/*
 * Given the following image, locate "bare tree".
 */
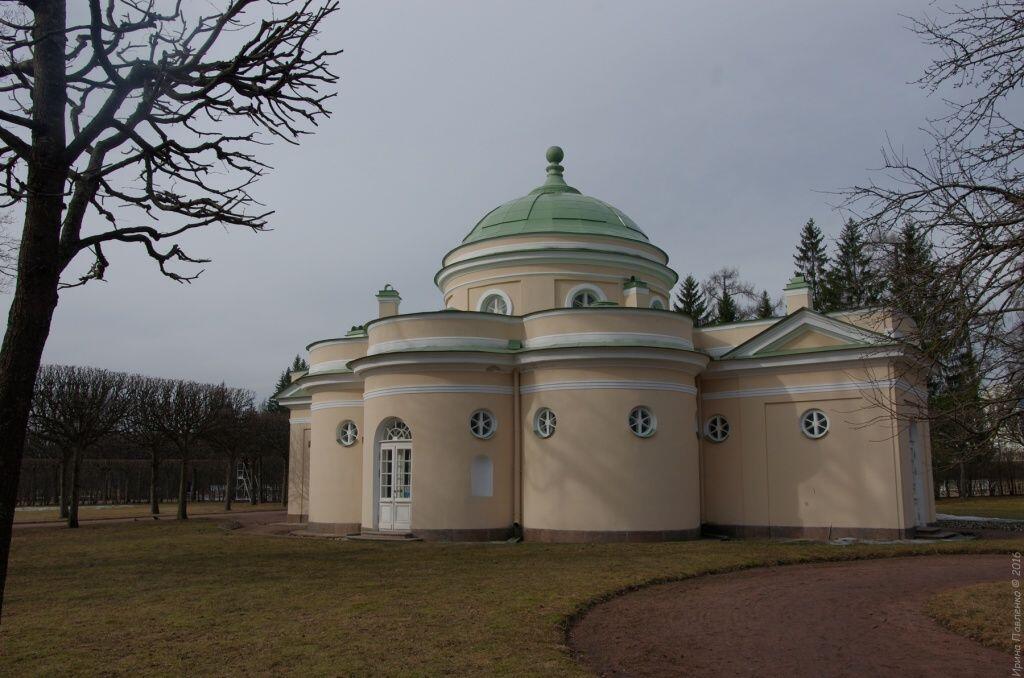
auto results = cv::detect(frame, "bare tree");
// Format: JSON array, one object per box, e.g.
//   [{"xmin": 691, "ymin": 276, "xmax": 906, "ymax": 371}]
[
  {"xmin": 0, "ymin": 211, "xmax": 16, "ymax": 290},
  {"xmin": 203, "ymin": 388, "xmax": 255, "ymax": 511},
  {"xmin": 0, "ymin": 1, "xmax": 339, "ymax": 618},
  {"xmin": 28, "ymin": 365, "xmax": 134, "ymax": 527},
  {"xmin": 845, "ymin": 1, "xmax": 1024, "ymax": 449},
  {"xmin": 702, "ymin": 267, "xmax": 760, "ymax": 321},
  {"xmin": 135, "ymin": 379, "xmax": 229, "ymax": 520},
  {"xmin": 125, "ymin": 376, "xmax": 174, "ymax": 516}
]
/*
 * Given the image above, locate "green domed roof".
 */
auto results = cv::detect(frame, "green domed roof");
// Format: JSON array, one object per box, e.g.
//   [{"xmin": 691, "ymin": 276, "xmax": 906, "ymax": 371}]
[{"xmin": 462, "ymin": 147, "xmax": 649, "ymax": 245}]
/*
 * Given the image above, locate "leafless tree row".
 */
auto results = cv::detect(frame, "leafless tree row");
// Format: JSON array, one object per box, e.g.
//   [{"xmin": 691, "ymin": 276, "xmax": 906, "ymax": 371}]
[{"xmin": 28, "ymin": 365, "xmax": 288, "ymax": 527}]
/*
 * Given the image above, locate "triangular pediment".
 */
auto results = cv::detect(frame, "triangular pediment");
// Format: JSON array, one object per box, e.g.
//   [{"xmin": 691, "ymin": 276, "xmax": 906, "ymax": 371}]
[{"xmin": 723, "ymin": 309, "xmax": 891, "ymax": 359}]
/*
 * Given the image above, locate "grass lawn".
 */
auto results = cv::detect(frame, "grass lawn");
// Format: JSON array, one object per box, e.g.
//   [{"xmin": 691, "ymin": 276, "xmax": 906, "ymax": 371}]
[
  {"xmin": 936, "ymin": 496, "xmax": 1024, "ymax": 520},
  {"xmin": 1, "ymin": 522, "xmax": 1019, "ymax": 676},
  {"xmin": 13, "ymin": 502, "xmax": 283, "ymax": 524},
  {"xmin": 927, "ymin": 581, "xmax": 1012, "ymax": 653}
]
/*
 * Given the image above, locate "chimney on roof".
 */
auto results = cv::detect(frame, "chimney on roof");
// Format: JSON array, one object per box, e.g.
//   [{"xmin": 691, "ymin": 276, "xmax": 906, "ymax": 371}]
[
  {"xmin": 784, "ymin": 275, "xmax": 812, "ymax": 314},
  {"xmin": 376, "ymin": 284, "xmax": 401, "ymax": 318}
]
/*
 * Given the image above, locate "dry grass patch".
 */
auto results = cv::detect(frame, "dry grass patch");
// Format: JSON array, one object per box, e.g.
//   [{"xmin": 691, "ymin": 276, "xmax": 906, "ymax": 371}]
[
  {"xmin": 927, "ymin": 581, "xmax": 1014, "ymax": 653},
  {"xmin": 1, "ymin": 521, "xmax": 1020, "ymax": 676},
  {"xmin": 13, "ymin": 502, "xmax": 283, "ymax": 524},
  {"xmin": 937, "ymin": 496, "xmax": 1024, "ymax": 520}
]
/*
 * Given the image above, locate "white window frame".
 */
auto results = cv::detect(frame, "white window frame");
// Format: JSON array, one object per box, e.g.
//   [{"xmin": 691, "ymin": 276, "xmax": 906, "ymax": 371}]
[
  {"xmin": 336, "ymin": 420, "xmax": 359, "ymax": 447},
  {"xmin": 800, "ymin": 409, "xmax": 830, "ymax": 439},
  {"xmin": 565, "ymin": 284, "xmax": 607, "ymax": 308},
  {"xmin": 628, "ymin": 406, "xmax": 657, "ymax": 438},
  {"xmin": 649, "ymin": 297, "xmax": 665, "ymax": 310},
  {"xmin": 476, "ymin": 289, "xmax": 513, "ymax": 315},
  {"xmin": 533, "ymin": 407, "xmax": 557, "ymax": 439},
  {"xmin": 469, "ymin": 409, "xmax": 497, "ymax": 439},
  {"xmin": 704, "ymin": 414, "xmax": 730, "ymax": 443}
]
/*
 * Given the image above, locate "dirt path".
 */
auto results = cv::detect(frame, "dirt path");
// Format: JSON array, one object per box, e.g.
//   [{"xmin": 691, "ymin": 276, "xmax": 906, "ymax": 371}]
[{"xmin": 571, "ymin": 554, "xmax": 1012, "ymax": 677}]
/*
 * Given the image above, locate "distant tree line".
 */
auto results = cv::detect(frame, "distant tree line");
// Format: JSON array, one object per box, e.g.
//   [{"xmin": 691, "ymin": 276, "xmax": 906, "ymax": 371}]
[
  {"xmin": 672, "ymin": 216, "xmax": 881, "ymax": 326},
  {"xmin": 18, "ymin": 366, "xmax": 289, "ymax": 527}
]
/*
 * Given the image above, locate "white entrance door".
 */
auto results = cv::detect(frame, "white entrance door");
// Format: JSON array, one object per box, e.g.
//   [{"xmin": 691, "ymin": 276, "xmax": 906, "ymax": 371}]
[
  {"xmin": 909, "ymin": 422, "xmax": 928, "ymax": 526},
  {"xmin": 378, "ymin": 443, "xmax": 412, "ymax": 531}
]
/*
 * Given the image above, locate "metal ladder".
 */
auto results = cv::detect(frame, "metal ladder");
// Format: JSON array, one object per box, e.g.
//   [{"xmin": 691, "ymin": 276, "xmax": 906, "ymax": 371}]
[{"xmin": 236, "ymin": 460, "xmax": 255, "ymax": 502}]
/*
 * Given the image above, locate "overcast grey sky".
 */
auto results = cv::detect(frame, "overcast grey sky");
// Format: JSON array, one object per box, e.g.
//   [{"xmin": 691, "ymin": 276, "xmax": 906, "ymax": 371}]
[{"xmin": 2, "ymin": 0, "xmax": 951, "ymax": 398}]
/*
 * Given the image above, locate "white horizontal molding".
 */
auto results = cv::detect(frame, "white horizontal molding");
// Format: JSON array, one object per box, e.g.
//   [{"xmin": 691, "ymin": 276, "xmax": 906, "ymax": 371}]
[
  {"xmin": 521, "ymin": 380, "xmax": 697, "ymax": 395},
  {"xmin": 443, "ymin": 270, "xmax": 660, "ymax": 296},
  {"xmin": 436, "ymin": 251, "xmax": 677, "ymax": 290},
  {"xmin": 307, "ymin": 359, "xmax": 355, "ymax": 374},
  {"xmin": 310, "ymin": 399, "xmax": 364, "ymax": 412},
  {"xmin": 702, "ymin": 379, "xmax": 899, "ymax": 401},
  {"xmin": 368, "ymin": 336, "xmax": 510, "ymax": 355},
  {"xmin": 701, "ymin": 346, "xmax": 732, "ymax": 358},
  {"xmin": 517, "ymin": 346, "xmax": 708, "ymax": 369},
  {"xmin": 523, "ymin": 332, "xmax": 694, "ymax": 351},
  {"xmin": 705, "ymin": 347, "xmax": 905, "ymax": 373},
  {"xmin": 370, "ymin": 313, "xmax": 522, "ymax": 329},
  {"xmin": 444, "ymin": 240, "xmax": 666, "ymax": 267},
  {"xmin": 363, "ymin": 384, "xmax": 515, "ymax": 400},
  {"xmin": 289, "ymin": 417, "xmax": 311, "ymax": 425}
]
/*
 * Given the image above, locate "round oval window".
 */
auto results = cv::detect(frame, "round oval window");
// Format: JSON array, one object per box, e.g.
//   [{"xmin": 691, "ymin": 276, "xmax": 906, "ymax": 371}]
[
  {"xmin": 336, "ymin": 420, "xmax": 358, "ymax": 447},
  {"xmin": 469, "ymin": 409, "xmax": 497, "ymax": 439},
  {"xmin": 628, "ymin": 406, "xmax": 656, "ymax": 438}
]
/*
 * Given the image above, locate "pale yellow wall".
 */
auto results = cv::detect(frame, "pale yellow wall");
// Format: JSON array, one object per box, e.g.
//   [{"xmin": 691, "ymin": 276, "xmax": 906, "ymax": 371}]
[
  {"xmin": 774, "ymin": 329, "xmax": 851, "ymax": 351},
  {"xmin": 693, "ymin": 319, "xmax": 778, "ymax": 353},
  {"xmin": 308, "ymin": 338, "xmax": 368, "ymax": 369},
  {"xmin": 307, "ymin": 390, "xmax": 363, "ymax": 528},
  {"xmin": 359, "ymin": 369, "xmax": 515, "ymax": 531},
  {"xmin": 522, "ymin": 383, "xmax": 700, "ymax": 532},
  {"xmin": 699, "ymin": 362, "xmax": 921, "ymax": 532},
  {"xmin": 367, "ymin": 314, "xmax": 523, "ymax": 346},
  {"xmin": 287, "ymin": 410, "xmax": 310, "ymax": 519},
  {"xmin": 522, "ymin": 308, "xmax": 693, "ymax": 345},
  {"xmin": 439, "ymin": 261, "xmax": 674, "ymax": 315}
]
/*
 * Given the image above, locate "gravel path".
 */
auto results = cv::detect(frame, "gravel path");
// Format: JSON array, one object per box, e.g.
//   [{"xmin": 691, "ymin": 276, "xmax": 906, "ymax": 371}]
[{"xmin": 570, "ymin": 554, "xmax": 1012, "ymax": 677}]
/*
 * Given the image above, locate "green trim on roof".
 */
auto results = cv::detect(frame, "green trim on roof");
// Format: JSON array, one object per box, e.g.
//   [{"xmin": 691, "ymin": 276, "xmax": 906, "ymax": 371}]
[
  {"xmin": 623, "ymin": 276, "xmax": 649, "ymax": 290},
  {"xmin": 460, "ymin": 148, "xmax": 650, "ymax": 246},
  {"xmin": 785, "ymin": 275, "xmax": 809, "ymax": 290}
]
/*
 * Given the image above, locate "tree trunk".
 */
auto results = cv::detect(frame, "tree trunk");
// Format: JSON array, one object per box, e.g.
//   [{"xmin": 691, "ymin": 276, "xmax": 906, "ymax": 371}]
[
  {"xmin": 149, "ymin": 454, "xmax": 160, "ymax": 516},
  {"xmin": 224, "ymin": 456, "xmax": 236, "ymax": 512},
  {"xmin": 959, "ymin": 461, "xmax": 967, "ymax": 500},
  {"xmin": 0, "ymin": 0, "xmax": 70, "ymax": 622},
  {"xmin": 58, "ymin": 458, "xmax": 68, "ymax": 518},
  {"xmin": 68, "ymin": 449, "xmax": 82, "ymax": 529},
  {"xmin": 177, "ymin": 454, "xmax": 189, "ymax": 520}
]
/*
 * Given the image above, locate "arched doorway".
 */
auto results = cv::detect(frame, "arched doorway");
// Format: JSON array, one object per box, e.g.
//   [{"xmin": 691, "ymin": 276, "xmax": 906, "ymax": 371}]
[{"xmin": 377, "ymin": 418, "xmax": 412, "ymax": 531}]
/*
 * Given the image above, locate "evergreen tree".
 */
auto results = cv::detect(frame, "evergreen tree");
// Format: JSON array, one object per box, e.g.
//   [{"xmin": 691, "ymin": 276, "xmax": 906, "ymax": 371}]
[
  {"xmin": 268, "ymin": 354, "xmax": 309, "ymax": 412},
  {"xmin": 673, "ymin": 275, "xmax": 708, "ymax": 326},
  {"xmin": 824, "ymin": 218, "xmax": 876, "ymax": 311},
  {"xmin": 714, "ymin": 289, "xmax": 739, "ymax": 324},
  {"xmin": 793, "ymin": 218, "xmax": 829, "ymax": 308},
  {"xmin": 755, "ymin": 290, "xmax": 776, "ymax": 319}
]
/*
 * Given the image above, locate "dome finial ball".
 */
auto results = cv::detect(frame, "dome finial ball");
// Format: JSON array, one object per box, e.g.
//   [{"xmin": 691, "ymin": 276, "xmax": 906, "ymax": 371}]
[{"xmin": 546, "ymin": 146, "xmax": 564, "ymax": 164}]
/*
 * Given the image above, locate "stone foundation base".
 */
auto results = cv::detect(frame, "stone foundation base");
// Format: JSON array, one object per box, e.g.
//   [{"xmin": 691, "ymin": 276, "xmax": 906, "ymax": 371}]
[
  {"xmin": 286, "ymin": 513, "xmax": 307, "ymax": 524},
  {"xmin": 305, "ymin": 521, "xmax": 361, "ymax": 536},
  {"xmin": 523, "ymin": 527, "xmax": 701, "ymax": 543},
  {"xmin": 703, "ymin": 523, "xmax": 916, "ymax": 540},
  {"xmin": 364, "ymin": 527, "xmax": 513, "ymax": 542}
]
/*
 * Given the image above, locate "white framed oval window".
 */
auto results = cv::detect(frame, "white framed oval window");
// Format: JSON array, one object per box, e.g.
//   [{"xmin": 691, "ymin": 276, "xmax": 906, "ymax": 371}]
[
  {"xmin": 801, "ymin": 409, "xmax": 830, "ymax": 439},
  {"xmin": 534, "ymin": 407, "xmax": 557, "ymax": 439},
  {"xmin": 704, "ymin": 415, "xmax": 730, "ymax": 443},
  {"xmin": 566, "ymin": 284, "xmax": 606, "ymax": 308},
  {"xmin": 628, "ymin": 406, "xmax": 656, "ymax": 438},
  {"xmin": 336, "ymin": 420, "xmax": 359, "ymax": 447},
  {"xmin": 477, "ymin": 289, "xmax": 512, "ymax": 315},
  {"xmin": 469, "ymin": 409, "xmax": 497, "ymax": 439},
  {"xmin": 649, "ymin": 298, "xmax": 665, "ymax": 310}
]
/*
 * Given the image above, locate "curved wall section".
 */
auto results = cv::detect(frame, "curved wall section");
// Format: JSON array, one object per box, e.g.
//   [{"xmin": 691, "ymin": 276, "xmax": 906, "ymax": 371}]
[
  {"xmin": 521, "ymin": 364, "xmax": 700, "ymax": 541},
  {"xmin": 306, "ymin": 388, "xmax": 364, "ymax": 535},
  {"xmin": 359, "ymin": 368, "xmax": 515, "ymax": 540}
]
